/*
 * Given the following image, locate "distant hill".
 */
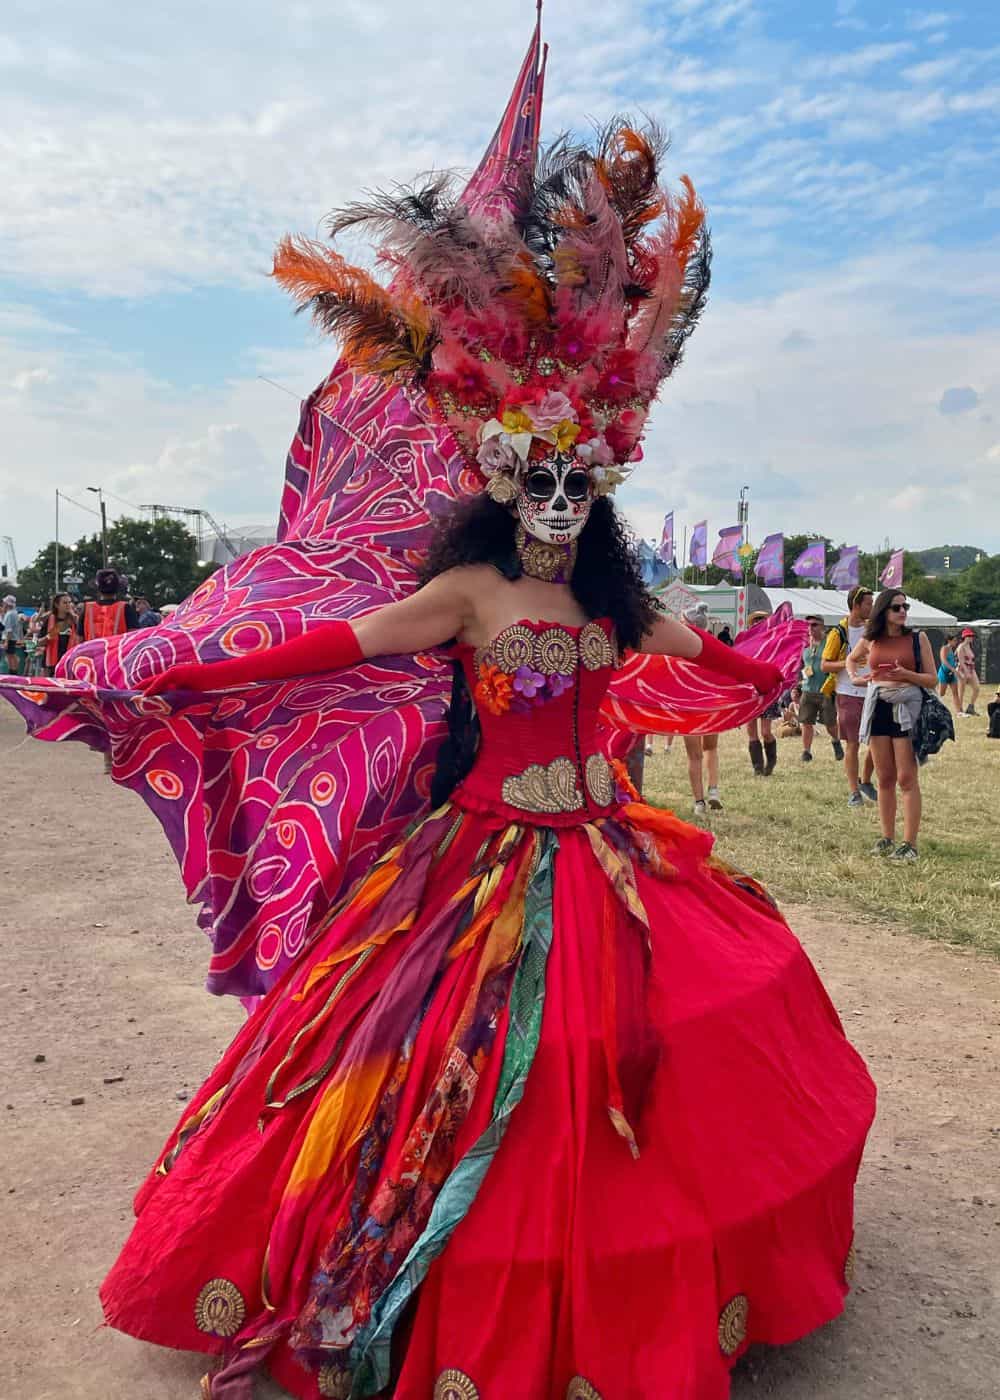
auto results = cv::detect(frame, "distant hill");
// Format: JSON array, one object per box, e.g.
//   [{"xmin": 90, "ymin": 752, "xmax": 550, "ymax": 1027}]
[{"xmin": 914, "ymin": 545, "xmax": 986, "ymax": 575}]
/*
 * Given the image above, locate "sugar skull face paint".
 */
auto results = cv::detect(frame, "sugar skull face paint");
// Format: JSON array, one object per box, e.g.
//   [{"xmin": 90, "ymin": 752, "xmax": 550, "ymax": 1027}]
[{"xmin": 515, "ymin": 454, "xmax": 593, "ymax": 545}]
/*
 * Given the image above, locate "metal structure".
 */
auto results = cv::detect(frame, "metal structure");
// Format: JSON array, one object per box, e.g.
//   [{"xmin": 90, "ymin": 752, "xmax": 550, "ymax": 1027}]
[
  {"xmin": 139, "ymin": 504, "xmax": 239, "ymax": 560},
  {"xmin": 1, "ymin": 535, "xmax": 18, "ymax": 585}
]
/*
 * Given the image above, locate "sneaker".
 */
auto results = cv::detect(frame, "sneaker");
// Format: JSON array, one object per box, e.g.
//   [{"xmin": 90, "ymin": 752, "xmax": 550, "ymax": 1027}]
[
  {"xmin": 832, "ymin": 739, "xmax": 845, "ymax": 761},
  {"xmin": 644, "ymin": 743, "xmax": 654, "ymax": 756},
  {"xmin": 801, "ymin": 750, "xmax": 814, "ymax": 763},
  {"xmin": 871, "ymin": 837, "xmax": 895, "ymax": 856},
  {"xmin": 847, "ymin": 791, "xmax": 864, "ymax": 808},
  {"xmin": 966, "ymin": 706, "xmax": 978, "ymax": 716},
  {"xmin": 858, "ymin": 781, "xmax": 878, "ymax": 804},
  {"xmin": 692, "ymin": 799, "xmax": 707, "ymax": 816},
  {"xmin": 891, "ymin": 841, "xmax": 919, "ymax": 861},
  {"xmin": 707, "ymin": 787, "xmax": 723, "ymax": 811}
]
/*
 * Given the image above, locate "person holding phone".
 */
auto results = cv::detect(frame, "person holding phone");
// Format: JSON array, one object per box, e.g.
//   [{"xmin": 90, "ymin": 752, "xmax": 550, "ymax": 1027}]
[{"xmin": 846, "ymin": 590, "xmax": 937, "ymax": 861}]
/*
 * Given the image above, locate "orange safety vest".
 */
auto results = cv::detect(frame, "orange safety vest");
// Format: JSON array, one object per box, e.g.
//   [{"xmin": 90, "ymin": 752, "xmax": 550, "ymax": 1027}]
[
  {"xmin": 45, "ymin": 615, "xmax": 81, "ymax": 669},
  {"xmin": 83, "ymin": 600, "xmax": 127, "ymax": 641}
]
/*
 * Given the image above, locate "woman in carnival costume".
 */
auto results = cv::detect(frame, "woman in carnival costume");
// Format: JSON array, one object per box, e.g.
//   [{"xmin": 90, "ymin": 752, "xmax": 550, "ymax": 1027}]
[{"xmin": 0, "ymin": 17, "xmax": 874, "ymax": 1400}]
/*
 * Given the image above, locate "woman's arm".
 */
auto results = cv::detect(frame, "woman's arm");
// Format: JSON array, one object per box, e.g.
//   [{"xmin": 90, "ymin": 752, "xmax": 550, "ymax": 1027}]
[
  {"xmin": 640, "ymin": 614, "xmax": 783, "ymax": 694},
  {"xmin": 844, "ymin": 638, "xmax": 871, "ymax": 684},
  {"xmin": 142, "ymin": 571, "xmax": 475, "ymax": 696}
]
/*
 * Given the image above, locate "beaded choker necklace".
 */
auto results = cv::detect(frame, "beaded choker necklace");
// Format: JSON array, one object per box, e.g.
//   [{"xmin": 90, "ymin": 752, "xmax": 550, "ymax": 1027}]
[{"xmin": 515, "ymin": 525, "xmax": 578, "ymax": 585}]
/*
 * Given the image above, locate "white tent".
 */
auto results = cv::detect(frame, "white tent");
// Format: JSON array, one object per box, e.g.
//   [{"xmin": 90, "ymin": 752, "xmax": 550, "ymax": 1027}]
[{"xmin": 759, "ymin": 587, "xmax": 956, "ymax": 628}]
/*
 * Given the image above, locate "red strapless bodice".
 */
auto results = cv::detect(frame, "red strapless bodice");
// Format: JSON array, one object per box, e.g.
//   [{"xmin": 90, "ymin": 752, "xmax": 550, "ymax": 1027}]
[{"xmin": 450, "ymin": 617, "xmax": 624, "ymax": 828}]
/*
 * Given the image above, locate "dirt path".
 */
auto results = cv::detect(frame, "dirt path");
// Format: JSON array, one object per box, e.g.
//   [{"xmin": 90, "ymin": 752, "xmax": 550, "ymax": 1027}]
[{"xmin": 1, "ymin": 706, "xmax": 997, "ymax": 1400}]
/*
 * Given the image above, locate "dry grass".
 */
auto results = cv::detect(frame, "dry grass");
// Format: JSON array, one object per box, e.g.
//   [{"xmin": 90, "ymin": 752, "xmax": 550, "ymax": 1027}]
[{"xmin": 642, "ymin": 716, "xmax": 1000, "ymax": 957}]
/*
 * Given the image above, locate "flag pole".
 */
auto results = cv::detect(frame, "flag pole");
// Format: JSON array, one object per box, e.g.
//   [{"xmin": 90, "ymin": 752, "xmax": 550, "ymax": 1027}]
[{"xmin": 55, "ymin": 490, "xmax": 60, "ymax": 592}]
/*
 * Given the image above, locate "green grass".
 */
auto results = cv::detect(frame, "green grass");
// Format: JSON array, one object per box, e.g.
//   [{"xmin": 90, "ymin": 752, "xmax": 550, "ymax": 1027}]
[{"xmin": 642, "ymin": 718, "xmax": 1000, "ymax": 956}]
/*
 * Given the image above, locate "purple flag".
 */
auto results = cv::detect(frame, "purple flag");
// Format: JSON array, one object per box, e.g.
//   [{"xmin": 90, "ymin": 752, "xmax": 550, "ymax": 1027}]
[
  {"xmin": 712, "ymin": 525, "xmax": 743, "ymax": 577},
  {"xmin": 656, "ymin": 511, "xmax": 674, "ymax": 565},
  {"xmin": 829, "ymin": 546, "xmax": 859, "ymax": 590},
  {"xmin": 879, "ymin": 548, "xmax": 904, "ymax": 589},
  {"xmin": 755, "ymin": 532, "xmax": 784, "ymax": 586},
  {"xmin": 792, "ymin": 540, "xmax": 826, "ymax": 582},
  {"xmin": 689, "ymin": 520, "xmax": 708, "ymax": 568}
]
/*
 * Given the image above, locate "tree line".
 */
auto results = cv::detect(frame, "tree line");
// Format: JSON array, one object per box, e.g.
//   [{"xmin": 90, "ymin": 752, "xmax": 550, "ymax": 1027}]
[{"xmin": 12, "ymin": 518, "xmax": 220, "ymax": 607}]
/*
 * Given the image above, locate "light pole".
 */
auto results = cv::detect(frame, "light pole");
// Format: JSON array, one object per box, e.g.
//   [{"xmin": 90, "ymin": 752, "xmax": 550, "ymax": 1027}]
[{"xmin": 87, "ymin": 486, "xmax": 108, "ymax": 567}]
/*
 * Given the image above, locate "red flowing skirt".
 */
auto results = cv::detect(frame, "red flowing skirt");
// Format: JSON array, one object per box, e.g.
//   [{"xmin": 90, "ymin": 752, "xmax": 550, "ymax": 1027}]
[{"xmin": 101, "ymin": 800, "xmax": 875, "ymax": 1400}]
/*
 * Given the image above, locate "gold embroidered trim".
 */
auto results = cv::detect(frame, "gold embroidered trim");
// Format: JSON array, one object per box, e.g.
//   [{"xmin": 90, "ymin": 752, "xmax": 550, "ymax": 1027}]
[
  {"xmin": 318, "ymin": 1365, "xmax": 352, "ymax": 1398},
  {"xmin": 502, "ymin": 756, "xmax": 583, "ymax": 813},
  {"xmin": 567, "ymin": 1379, "xmax": 603, "ymax": 1400},
  {"xmin": 718, "ymin": 1294, "xmax": 749, "ymax": 1356},
  {"xmin": 194, "ymin": 1278, "xmax": 246, "ymax": 1339},
  {"xmin": 845, "ymin": 1240, "xmax": 857, "ymax": 1286},
  {"xmin": 494, "ymin": 623, "xmax": 536, "ymax": 675},
  {"xmin": 579, "ymin": 620, "xmax": 617, "ymax": 670},
  {"xmin": 475, "ymin": 621, "xmax": 617, "ymax": 682},
  {"xmin": 536, "ymin": 626, "xmax": 577, "ymax": 675},
  {"xmin": 585, "ymin": 752, "xmax": 616, "ymax": 807},
  {"xmin": 434, "ymin": 1369, "xmax": 480, "ymax": 1400}
]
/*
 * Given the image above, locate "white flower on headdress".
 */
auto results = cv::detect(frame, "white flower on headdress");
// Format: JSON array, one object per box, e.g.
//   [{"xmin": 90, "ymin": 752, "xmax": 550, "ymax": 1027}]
[
  {"xmin": 589, "ymin": 463, "xmax": 632, "ymax": 497},
  {"xmin": 529, "ymin": 390, "xmax": 577, "ymax": 433},
  {"xmin": 476, "ymin": 434, "xmax": 519, "ymax": 477},
  {"xmin": 575, "ymin": 434, "xmax": 614, "ymax": 467}
]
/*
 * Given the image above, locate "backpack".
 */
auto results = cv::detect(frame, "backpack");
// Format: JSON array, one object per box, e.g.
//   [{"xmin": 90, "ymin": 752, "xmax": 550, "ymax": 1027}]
[
  {"xmin": 820, "ymin": 621, "xmax": 848, "ymax": 697},
  {"xmin": 911, "ymin": 631, "xmax": 955, "ymax": 763}
]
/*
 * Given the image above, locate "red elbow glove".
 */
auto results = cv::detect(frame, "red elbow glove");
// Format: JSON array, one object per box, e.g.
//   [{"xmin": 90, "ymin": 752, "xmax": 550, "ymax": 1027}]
[
  {"xmin": 141, "ymin": 620, "xmax": 364, "ymax": 696},
  {"xmin": 690, "ymin": 627, "xmax": 784, "ymax": 695}
]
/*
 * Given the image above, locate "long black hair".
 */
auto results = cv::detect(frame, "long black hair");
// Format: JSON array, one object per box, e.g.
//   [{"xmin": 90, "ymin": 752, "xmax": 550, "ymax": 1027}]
[
  {"xmin": 421, "ymin": 493, "xmax": 658, "ymax": 805},
  {"xmin": 865, "ymin": 587, "xmax": 911, "ymax": 642}
]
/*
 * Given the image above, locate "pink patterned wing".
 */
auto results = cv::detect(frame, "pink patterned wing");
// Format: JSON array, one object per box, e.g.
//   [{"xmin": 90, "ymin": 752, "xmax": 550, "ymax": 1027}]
[
  {"xmin": 0, "ymin": 366, "xmax": 474, "ymax": 998},
  {"xmin": 601, "ymin": 605, "xmax": 808, "ymax": 751}
]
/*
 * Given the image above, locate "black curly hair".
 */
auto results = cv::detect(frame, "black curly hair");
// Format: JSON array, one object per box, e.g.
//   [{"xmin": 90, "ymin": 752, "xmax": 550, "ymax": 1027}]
[{"xmin": 420, "ymin": 493, "xmax": 658, "ymax": 805}]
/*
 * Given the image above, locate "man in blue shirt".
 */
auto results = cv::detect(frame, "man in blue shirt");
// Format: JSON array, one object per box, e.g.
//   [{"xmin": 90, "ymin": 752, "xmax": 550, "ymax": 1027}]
[{"xmin": 798, "ymin": 615, "xmax": 844, "ymax": 763}]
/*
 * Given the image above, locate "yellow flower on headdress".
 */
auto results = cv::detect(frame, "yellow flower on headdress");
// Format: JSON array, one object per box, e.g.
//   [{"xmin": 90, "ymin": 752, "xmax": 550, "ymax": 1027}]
[
  {"xmin": 501, "ymin": 409, "xmax": 533, "ymax": 435},
  {"xmin": 553, "ymin": 418, "xmax": 581, "ymax": 454}
]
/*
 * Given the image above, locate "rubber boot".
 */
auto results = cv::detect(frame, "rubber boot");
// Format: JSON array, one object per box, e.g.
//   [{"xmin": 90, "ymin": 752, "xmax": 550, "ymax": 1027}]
[
  {"xmin": 763, "ymin": 737, "xmax": 778, "ymax": 776},
  {"xmin": 748, "ymin": 739, "xmax": 765, "ymax": 775}
]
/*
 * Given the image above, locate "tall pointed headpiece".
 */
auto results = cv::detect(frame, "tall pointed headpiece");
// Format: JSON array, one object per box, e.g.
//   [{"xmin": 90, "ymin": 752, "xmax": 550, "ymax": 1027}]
[{"xmin": 273, "ymin": 2, "xmax": 710, "ymax": 502}]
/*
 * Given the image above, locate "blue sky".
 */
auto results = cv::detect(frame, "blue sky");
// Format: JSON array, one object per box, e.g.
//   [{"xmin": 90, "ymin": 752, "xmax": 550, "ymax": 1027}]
[{"xmin": 2, "ymin": 0, "xmax": 998, "ymax": 568}]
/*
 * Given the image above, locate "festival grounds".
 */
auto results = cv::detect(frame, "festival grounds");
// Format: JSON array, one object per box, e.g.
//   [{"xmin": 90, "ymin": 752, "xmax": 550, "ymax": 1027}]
[{"xmin": 1, "ymin": 706, "xmax": 997, "ymax": 1400}]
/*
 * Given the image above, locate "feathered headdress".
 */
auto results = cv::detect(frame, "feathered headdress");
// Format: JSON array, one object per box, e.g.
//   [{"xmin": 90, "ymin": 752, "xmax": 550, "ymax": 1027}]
[{"xmin": 273, "ymin": 96, "xmax": 710, "ymax": 504}]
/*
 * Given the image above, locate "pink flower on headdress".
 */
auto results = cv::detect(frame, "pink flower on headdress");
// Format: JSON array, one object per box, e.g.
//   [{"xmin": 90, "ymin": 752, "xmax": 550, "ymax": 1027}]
[
  {"xmin": 528, "ymin": 390, "xmax": 577, "ymax": 433},
  {"xmin": 476, "ymin": 435, "xmax": 518, "ymax": 476}
]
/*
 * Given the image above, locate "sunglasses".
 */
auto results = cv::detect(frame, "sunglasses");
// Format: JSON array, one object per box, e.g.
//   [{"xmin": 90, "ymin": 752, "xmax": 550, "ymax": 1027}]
[{"xmin": 889, "ymin": 602, "xmax": 910, "ymax": 612}]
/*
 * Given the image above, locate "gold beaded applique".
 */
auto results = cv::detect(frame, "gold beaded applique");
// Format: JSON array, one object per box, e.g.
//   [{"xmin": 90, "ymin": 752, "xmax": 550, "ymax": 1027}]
[
  {"xmin": 433, "ymin": 1370, "xmax": 480, "ymax": 1400},
  {"xmin": 317, "ymin": 1365, "xmax": 352, "ymax": 1398},
  {"xmin": 493, "ymin": 623, "xmax": 537, "ymax": 675},
  {"xmin": 585, "ymin": 753, "xmax": 616, "ymax": 808},
  {"xmin": 579, "ymin": 620, "xmax": 617, "ymax": 671},
  {"xmin": 502, "ymin": 757, "xmax": 583, "ymax": 814},
  {"xmin": 481, "ymin": 622, "xmax": 616, "ymax": 681},
  {"xmin": 567, "ymin": 1378, "xmax": 603, "ymax": 1400},
  {"xmin": 194, "ymin": 1278, "xmax": 246, "ymax": 1339},
  {"xmin": 718, "ymin": 1294, "xmax": 749, "ymax": 1356}
]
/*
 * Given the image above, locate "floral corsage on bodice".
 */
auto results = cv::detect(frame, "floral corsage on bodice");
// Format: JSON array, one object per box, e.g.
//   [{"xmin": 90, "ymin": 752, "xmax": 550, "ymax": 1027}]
[{"xmin": 472, "ymin": 620, "xmax": 618, "ymax": 716}]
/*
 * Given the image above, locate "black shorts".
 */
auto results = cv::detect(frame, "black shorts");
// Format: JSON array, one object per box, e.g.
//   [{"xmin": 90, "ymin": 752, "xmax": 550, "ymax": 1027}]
[
  {"xmin": 4, "ymin": 639, "xmax": 19, "ymax": 654},
  {"xmin": 869, "ymin": 697, "xmax": 909, "ymax": 740}
]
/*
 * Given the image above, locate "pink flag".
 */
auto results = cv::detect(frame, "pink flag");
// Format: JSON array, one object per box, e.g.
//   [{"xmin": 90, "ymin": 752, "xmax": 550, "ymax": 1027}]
[
  {"xmin": 879, "ymin": 549, "xmax": 904, "ymax": 589},
  {"xmin": 712, "ymin": 525, "xmax": 743, "ymax": 577},
  {"xmin": 792, "ymin": 540, "xmax": 826, "ymax": 582},
  {"xmin": 755, "ymin": 533, "xmax": 784, "ymax": 586}
]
